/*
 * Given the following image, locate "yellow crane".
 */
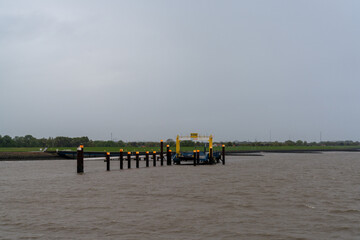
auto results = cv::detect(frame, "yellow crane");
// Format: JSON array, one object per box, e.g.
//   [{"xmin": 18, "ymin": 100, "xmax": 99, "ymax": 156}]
[{"xmin": 176, "ymin": 133, "xmax": 213, "ymax": 156}]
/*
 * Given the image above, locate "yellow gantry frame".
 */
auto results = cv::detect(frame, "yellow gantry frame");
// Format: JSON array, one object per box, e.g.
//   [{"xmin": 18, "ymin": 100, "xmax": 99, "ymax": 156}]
[
  {"xmin": 176, "ymin": 135, "xmax": 180, "ymax": 155},
  {"xmin": 176, "ymin": 134, "xmax": 213, "ymax": 156}
]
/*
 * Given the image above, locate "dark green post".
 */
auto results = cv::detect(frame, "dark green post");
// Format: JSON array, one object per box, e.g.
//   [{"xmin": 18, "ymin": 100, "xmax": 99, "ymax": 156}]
[
  {"xmin": 120, "ymin": 149, "xmax": 123, "ymax": 170},
  {"xmin": 77, "ymin": 145, "xmax": 84, "ymax": 173},
  {"xmin": 160, "ymin": 140, "xmax": 164, "ymax": 166},
  {"xmin": 209, "ymin": 147, "xmax": 214, "ymax": 164},
  {"xmin": 168, "ymin": 149, "xmax": 172, "ymax": 165},
  {"xmin": 127, "ymin": 152, "xmax": 131, "ymax": 169},
  {"xmin": 153, "ymin": 151, "xmax": 156, "ymax": 167},
  {"xmin": 222, "ymin": 145, "xmax": 225, "ymax": 165},
  {"xmin": 166, "ymin": 145, "xmax": 170, "ymax": 165},
  {"xmin": 145, "ymin": 151, "xmax": 149, "ymax": 167},
  {"xmin": 136, "ymin": 152, "xmax": 139, "ymax": 168},
  {"xmin": 196, "ymin": 150, "xmax": 200, "ymax": 165},
  {"xmin": 193, "ymin": 150, "xmax": 196, "ymax": 166},
  {"xmin": 106, "ymin": 152, "xmax": 110, "ymax": 171}
]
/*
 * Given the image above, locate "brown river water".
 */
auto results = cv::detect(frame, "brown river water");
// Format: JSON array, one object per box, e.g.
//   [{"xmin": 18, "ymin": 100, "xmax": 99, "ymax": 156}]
[{"xmin": 0, "ymin": 152, "xmax": 359, "ymax": 240}]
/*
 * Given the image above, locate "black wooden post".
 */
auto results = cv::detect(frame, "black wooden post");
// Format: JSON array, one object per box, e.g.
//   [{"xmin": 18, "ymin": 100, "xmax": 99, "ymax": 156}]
[
  {"xmin": 127, "ymin": 152, "xmax": 131, "ymax": 169},
  {"xmin": 77, "ymin": 145, "xmax": 84, "ymax": 173},
  {"xmin": 196, "ymin": 150, "xmax": 200, "ymax": 165},
  {"xmin": 153, "ymin": 151, "xmax": 156, "ymax": 167},
  {"xmin": 193, "ymin": 150, "xmax": 196, "ymax": 166},
  {"xmin": 166, "ymin": 145, "xmax": 170, "ymax": 165},
  {"xmin": 106, "ymin": 152, "xmax": 110, "ymax": 171},
  {"xmin": 145, "ymin": 151, "xmax": 149, "ymax": 167},
  {"xmin": 120, "ymin": 149, "xmax": 123, "ymax": 170},
  {"xmin": 222, "ymin": 145, "xmax": 225, "ymax": 165},
  {"xmin": 160, "ymin": 140, "xmax": 164, "ymax": 166},
  {"xmin": 209, "ymin": 148, "xmax": 214, "ymax": 164},
  {"xmin": 136, "ymin": 152, "xmax": 139, "ymax": 168},
  {"xmin": 168, "ymin": 149, "xmax": 172, "ymax": 165}
]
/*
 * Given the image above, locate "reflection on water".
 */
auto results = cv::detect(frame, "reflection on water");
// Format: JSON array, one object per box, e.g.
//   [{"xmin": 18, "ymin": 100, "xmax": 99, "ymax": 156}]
[{"xmin": 0, "ymin": 152, "xmax": 359, "ymax": 239}]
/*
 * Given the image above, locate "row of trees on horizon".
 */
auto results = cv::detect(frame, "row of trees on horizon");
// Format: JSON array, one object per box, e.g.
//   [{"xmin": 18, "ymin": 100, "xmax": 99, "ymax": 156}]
[{"xmin": 0, "ymin": 135, "xmax": 359, "ymax": 148}]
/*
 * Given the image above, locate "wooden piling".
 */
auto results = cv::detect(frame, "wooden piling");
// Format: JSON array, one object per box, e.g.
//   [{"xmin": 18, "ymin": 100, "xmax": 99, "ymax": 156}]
[
  {"xmin": 153, "ymin": 151, "xmax": 156, "ymax": 167},
  {"xmin": 145, "ymin": 151, "xmax": 149, "ymax": 167},
  {"xmin": 193, "ymin": 150, "xmax": 196, "ymax": 166},
  {"xmin": 120, "ymin": 149, "xmax": 123, "ymax": 170},
  {"xmin": 106, "ymin": 152, "xmax": 110, "ymax": 171},
  {"xmin": 222, "ymin": 145, "xmax": 225, "ymax": 165},
  {"xmin": 196, "ymin": 150, "xmax": 200, "ymax": 165},
  {"xmin": 168, "ymin": 149, "xmax": 172, "ymax": 165},
  {"xmin": 127, "ymin": 152, "xmax": 131, "ymax": 169},
  {"xmin": 77, "ymin": 145, "xmax": 84, "ymax": 173},
  {"xmin": 136, "ymin": 152, "xmax": 139, "ymax": 168},
  {"xmin": 166, "ymin": 145, "xmax": 170, "ymax": 165},
  {"xmin": 160, "ymin": 140, "xmax": 164, "ymax": 166}
]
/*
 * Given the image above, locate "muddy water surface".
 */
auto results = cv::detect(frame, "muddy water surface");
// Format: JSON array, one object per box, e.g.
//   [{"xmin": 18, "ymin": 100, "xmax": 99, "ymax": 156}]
[{"xmin": 1, "ymin": 152, "xmax": 359, "ymax": 239}]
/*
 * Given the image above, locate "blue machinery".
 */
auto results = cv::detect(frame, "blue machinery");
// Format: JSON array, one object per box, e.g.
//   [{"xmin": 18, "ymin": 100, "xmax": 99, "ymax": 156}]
[{"xmin": 173, "ymin": 133, "xmax": 223, "ymax": 165}]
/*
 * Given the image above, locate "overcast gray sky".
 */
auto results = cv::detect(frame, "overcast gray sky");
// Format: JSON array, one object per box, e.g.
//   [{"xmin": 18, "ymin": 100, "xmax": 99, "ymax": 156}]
[{"xmin": 0, "ymin": 0, "xmax": 359, "ymax": 142}]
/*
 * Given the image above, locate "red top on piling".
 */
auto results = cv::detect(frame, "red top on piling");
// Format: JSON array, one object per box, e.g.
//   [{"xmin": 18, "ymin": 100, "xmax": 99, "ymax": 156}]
[
  {"xmin": 153, "ymin": 151, "xmax": 156, "ymax": 154},
  {"xmin": 160, "ymin": 140, "xmax": 163, "ymax": 142},
  {"xmin": 166, "ymin": 145, "xmax": 169, "ymax": 147},
  {"xmin": 120, "ymin": 149, "xmax": 123, "ymax": 152},
  {"xmin": 197, "ymin": 150, "xmax": 200, "ymax": 152},
  {"xmin": 193, "ymin": 150, "xmax": 196, "ymax": 153},
  {"xmin": 146, "ymin": 151, "xmax": 149, "ymax": 154},
  {"xmin": 80, "ymin": 145, "xmax": 84, "ymax": 148},
  {"xmin": 106, "ymin": 152, "xmax": 110, "ymax": 155},
  {"xmin": 169, "ymin": 150, "xmax": 172, "ymax": 152},
  {"xmin": 136, "ymin": 152, "xmax": 139, "ymax": 154},
  {"xmin": 128, "ymin": 152, "xmax": 131, "ymax": 155},
  {"xmin": 222, "ymin": 145, "xmax": 225, "ymax": 147}
]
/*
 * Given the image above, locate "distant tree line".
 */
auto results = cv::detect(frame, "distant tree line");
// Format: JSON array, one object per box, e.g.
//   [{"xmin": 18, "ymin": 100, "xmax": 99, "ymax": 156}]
[
  {"xmin": 218, "ymin": 140, "xmax": 360, "ymax": 147},
  {"xmin": 0, "ymin": 135, "xmax": 359, "ymax": 148},
  {"xmin": 0, "ymin": 135, "xmax": 162, "ymax": 148}
]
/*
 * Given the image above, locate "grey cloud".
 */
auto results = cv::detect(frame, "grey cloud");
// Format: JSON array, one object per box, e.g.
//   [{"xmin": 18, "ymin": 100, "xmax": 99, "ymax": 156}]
[{"xmin": 1, "ymin": 0, "xmax": 359, "ymax": 141}]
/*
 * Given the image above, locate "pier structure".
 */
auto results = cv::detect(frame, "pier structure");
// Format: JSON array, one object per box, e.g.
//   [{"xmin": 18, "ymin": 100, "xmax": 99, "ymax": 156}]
[{"xmin": 75, "ymin": 137, "xmax": 225, "ymax": 173}]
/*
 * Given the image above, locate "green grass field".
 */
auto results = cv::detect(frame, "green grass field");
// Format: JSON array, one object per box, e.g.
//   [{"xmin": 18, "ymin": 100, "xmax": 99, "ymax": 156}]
[
  {"xmin": 1, "ymin": 145, "xmax": 359, "ymax": 153},
  {"xmin": 0, "ymin": 147, "xmax": 43, "ymax": 152},
  {"xmin": 222, "ymin": 145, "xmax": 360, "ymax": 152}
]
